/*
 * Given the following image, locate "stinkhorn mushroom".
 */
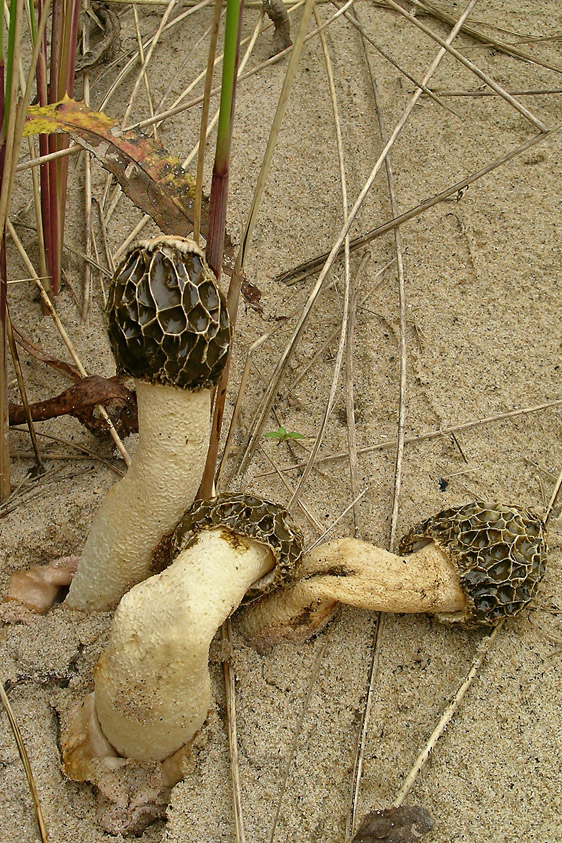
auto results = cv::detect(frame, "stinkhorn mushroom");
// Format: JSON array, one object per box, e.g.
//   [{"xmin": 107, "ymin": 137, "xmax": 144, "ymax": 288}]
[
  {"xmin": 239, "ymin": 501, "xmax": 547, "ymax": 649},
  {"xmin": 61, "ymin": 493, "xmax": 303, "ymax": 780},
  {"xmin": 66, "ymin": 236, "xmax": 231, "ymax": 612}
]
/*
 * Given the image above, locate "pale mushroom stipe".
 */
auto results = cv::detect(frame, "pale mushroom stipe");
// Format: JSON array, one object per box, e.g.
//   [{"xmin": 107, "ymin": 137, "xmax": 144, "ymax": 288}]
[
  {"xmin": 61, "ymin": 495, "xmax": 303, "ymax": 772},
  {"xmin": 65, "ymin": 236, "xmax": 231, "ymax": 612},
  {"xmin": 60, "ymin": 494, "xmax": 546, "ymax": 833},
  {"xmin": 240, "ymin": 500, "xmax": 548, "ymax": 649}
]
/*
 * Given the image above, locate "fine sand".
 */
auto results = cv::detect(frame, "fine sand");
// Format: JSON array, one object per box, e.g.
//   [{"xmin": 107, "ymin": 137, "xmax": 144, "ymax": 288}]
[{"xmin": 1, "ymin": 2, "xmax": 561, "ymax": 841}]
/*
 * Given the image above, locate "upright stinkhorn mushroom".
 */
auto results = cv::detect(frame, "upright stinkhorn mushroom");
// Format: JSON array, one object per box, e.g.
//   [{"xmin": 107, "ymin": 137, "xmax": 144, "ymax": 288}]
[
  {"xmin": 66, "ymin": 236, "xmax": 231, "ymax": 612},
  {"xmin": 240, "ymin": 501, "xmax": 547, "ymax": 649},
  {"xmin": 62, "ymin": 494, "xmax": 303, "ymax": 776}
]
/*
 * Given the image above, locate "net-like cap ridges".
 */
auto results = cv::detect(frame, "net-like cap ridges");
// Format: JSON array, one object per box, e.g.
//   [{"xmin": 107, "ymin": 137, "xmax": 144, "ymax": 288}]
[
  {"xmin": 399, "ymin": 501, "xmax": 547, "ymax": 627},
  {"xmin": 173, "ymin": 492, "xmax": 304, "ymax": 599},
  {"xmin": 106, "ymin": 236, "xmax": 231, "ymax": 390}
]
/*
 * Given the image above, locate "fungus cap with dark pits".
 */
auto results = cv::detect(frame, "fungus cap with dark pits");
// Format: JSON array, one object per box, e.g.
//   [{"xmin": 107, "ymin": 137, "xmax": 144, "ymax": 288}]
[
  {"xmin": 106, "ymin": 235, "xmax": 230, "ymax": 390},
  {"xmin": 238, "ymin": 499, "xmax": 548, "ymax": 649},
  {"xmin": 173, "ymin": 492, "xmax": 304, "ymax": 599},
  {"xmin": 399, "ymin": 501, "xmax": 547, "ymax": 627}
]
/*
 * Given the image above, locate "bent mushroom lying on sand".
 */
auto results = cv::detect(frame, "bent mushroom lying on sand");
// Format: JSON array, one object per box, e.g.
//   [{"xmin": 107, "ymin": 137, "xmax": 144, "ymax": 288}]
[
  {"xmin": 60, "ymin": 494, "xmax": 547, "ymax": 833},
  {"xmin": 66, "ymin": 235, "xmax": 231, "ymax": 612}
]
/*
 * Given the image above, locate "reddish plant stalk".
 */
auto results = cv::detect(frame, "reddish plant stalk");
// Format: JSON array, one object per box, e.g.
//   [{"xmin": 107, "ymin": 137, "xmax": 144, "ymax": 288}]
[
  {"xmin": 205, "ymin": 0, "xmax": 244, "ymax": 278},
  {"xmin": 0, "ymin": 55, "xmax": 9, "ymax": 499}
]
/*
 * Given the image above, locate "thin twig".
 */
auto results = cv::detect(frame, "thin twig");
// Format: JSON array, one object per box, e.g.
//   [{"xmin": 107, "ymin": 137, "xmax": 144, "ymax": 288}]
[
  {"xmin": 356, "ymin": 4, "xmax": 407, "ymax": 553},
  {"xmin": 273, "ymin": 122, "xmax": 562, "ymax": 286},
  {"xmin": 193, "ymin": 0, "xmax": 222, "ymax": 242},
  {"xmin": 346, "ymin": 614, "xmax": 383, "ymax": 841},
  {"xmin": 393, "ymin": 623, "xmax": 503, "ymax": 807},
  {"xmin": 330, "ymin": 0, "xmax": 461, "ymax": 118},
  {"xmin": 286, "ymin": 3, "xmax": 351, "ymax": 511},
  {"xmin": 382, "ymin": 0, "xmax": 548, "ymax": 132},
  {"xmin": 0, "ymin": 683, "xmax": 49, "ymax": 842},
  {"xmin": 222, "ymin": 619, "xmax": 246, "ymax": 843},
  {"xmin": 254, "ymin": 398, "xmax": 562, "ymax": 475},
  {"xmin": 268, "ymin": 642, "xmax": 328, "ymax": 843},
  {"xmin": 198, "ymin": 0, "xmax": 319, "ymax": 498},
  {"xmin": 6, "ymin": 221, "xmax": 130, "ymax": 466}
]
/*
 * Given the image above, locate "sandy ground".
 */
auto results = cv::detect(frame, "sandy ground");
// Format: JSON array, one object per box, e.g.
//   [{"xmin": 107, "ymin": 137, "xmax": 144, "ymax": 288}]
[{"xmin": 1, "ymin": 1, "xmax": 562, "ymax": 841}]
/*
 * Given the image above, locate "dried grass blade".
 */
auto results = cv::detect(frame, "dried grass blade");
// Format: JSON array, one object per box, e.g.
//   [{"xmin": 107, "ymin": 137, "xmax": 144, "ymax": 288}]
[
  {"xmin": 0, "ymin": 682, "xmax": 49, "ymax": 842},
  {"xmin": 198, "ymin": 0, "xmax": 317, "ymax": 496},
  {"xmin": 274, "ymin": 122, "xmax": 561, "ymax": 286},
  {"xmin": 393, "ymin": 623, "xmax": 503, "ymax": 807},
  {"xmin": 383, "ymin": 0, "xmax": 548, "ymax": 132},
  {"xmin": 234, "ymin": 0, "xmax": 480, "ymax": 479},
  {"xmin": 411, "ymin": 0, "xmax": 562, "ymax": 76},
  {"xmin": 194, "ymin": 0, "xmax": 222, "ymax": 242},
  {"xmin": 287, "ymin": 2, "xmax": 351, "ymax": 511}
]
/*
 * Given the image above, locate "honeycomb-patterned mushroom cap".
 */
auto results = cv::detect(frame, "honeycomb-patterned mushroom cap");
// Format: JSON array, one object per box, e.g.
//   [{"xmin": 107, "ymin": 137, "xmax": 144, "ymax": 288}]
[
  {"xmin": 173, "ymin": 493, "xmax": 304, "ymax": 600},
  {"xmin": 106, "ymin": 236, "xmax": 231, "ymax": 390},
  {"xmin": 399, "ymin": 501, "xmax": 547, "ymax": 627}
]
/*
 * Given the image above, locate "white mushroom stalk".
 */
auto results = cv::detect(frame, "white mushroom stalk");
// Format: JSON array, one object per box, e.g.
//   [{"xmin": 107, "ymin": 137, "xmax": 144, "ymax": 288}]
[
  {"xmin": 66, "ymin": 236, "xmax": 230, "ymax": 612},
  {"xmin": 62, "ymin": 494, "xmax": 303, "ymax": 769},
  {"xmin": 239, "ymin": 501, "xmax": 547, "ymax": 650}
]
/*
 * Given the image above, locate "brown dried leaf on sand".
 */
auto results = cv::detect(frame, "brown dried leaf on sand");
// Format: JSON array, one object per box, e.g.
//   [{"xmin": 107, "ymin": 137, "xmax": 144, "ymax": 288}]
[{"xmin": 352, "ymin": 805, "xmax": 434, "ymax": 842}]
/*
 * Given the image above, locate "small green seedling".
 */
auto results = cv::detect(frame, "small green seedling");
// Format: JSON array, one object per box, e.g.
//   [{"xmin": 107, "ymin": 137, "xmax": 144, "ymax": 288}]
[{"xmin": 265, "ymin": 426, "xmax": 306, "ymax": 442}]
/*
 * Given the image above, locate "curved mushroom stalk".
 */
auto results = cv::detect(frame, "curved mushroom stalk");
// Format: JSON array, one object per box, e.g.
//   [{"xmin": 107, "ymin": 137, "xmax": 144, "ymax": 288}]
[
  {"xmin": 239, "ymin": 501, "xmax": 548, "ymax": 650},
  {"xmin": 93, "ymin": 529, "xmax": 274, "ymax": 762},
  {"xmin": 62, "ymin": 494, "xmax": 302, "ymax": 777},
  {"xmin": 66, "ymin": 236, "xmax": 231, "ymax": 612},
  {"xmin": 238, "ymin": 537, "xmax": 466, "ymax": 650},
  {"xmin": 66, "ymin": 383, "xmax": 210, "ymax": 611}
]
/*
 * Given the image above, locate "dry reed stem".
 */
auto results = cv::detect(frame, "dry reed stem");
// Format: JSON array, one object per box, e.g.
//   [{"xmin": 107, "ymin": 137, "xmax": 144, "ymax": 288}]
[
  {"xmin": 357, "ymin": 9, "xmax": 407, "ymax": 554},
  {"xmin": 344, "ymin": 11, "xmax": 410, "ymax": 831},
  {"xmin": 11, "ymin": 427, "xmax": 124, "ymax": 475},
  {"xmin": 234, "ymin": 0, "xmax": 480, "ymax": 480},
  {"xmin": 15, "ymin": 144, "xmax": 80, "ymax": 173},
  {"xmin": 0, "ymin": 683, "xmax": 49, "ymax": 842},
  {"xmin": 255, "ymin": 397, "xmax": 562, "ymax": 477},
  {"xmin": 113, "ymin": 3, "xmax": 264, "ymax": 260},
  {"xmin": 268, "ymin": 642, "xmax": 328, "ymax": 843},
  {"xmin": 544, "ymin": 466, "xmax": 562, "ymax": 524},
  {"xmin": 408, "ymin": 0, "xmax": 562, "ymax": 75},
  {"xmin": 198, "ymin": 0, "xmax": 318, "ymax": 498},
  {"xmin": 344, "ymin": 253, "xmax": 371, "ymax": 536},
  {"xmin": 274, "ymin": 121, "xmax": 562, "ymax": 285},
  {"xmin": 428, "ymin": 87, "xmax": 562, "ymax": 98},
  {"xmin": 129, "ymin": 0, "xmax": 359, "ymax": 132},
  {"xmin": 331, "ymin": 0, "xmax": 460, "ymax": 118},
  {"xmin": 382, "ymin": 0, "xmax": 548, "ymax": 132},
  {"xmin": 221, "ymin": 618, "xmax": 247, "ymax": 843},
  {"xmin": 305, "ymin": 486, "xmax": 369, "ymax": 553},
  {"xmin": 345, "ymin": 614, "xmax": 383, "ymax": 841},
  {"xmin": 393, "ymin": 622, "xmax": 503, "ymax": 807},
  {"xmin": 132, "ymin": 3, "xmax": 158, "ymax": 136},
  {"xmin": 6, "ymin": 313, "xmax": 44, "ymax": 470},
  {"xmin": 285, "ymin": 3, "xmax": 351, "ymax": 512},
  {"xmin": 6, "ymin": 221, "xmax": 130, "ymax": 465},
  {"xmin": 258, "ymin": 444, "xmax": 324, "ymax": 533},
  {"xmin": 99, "ymin": 0, "xmax": 213, "ymax": 113},
  {"xmin": 81, "ymin": 7, "xmax": 93, "ymax": 319}
]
